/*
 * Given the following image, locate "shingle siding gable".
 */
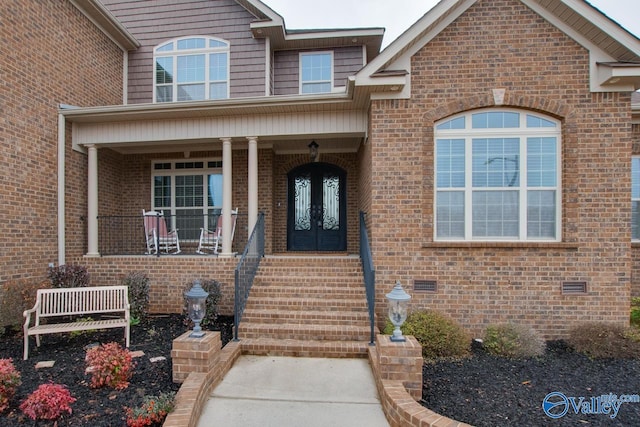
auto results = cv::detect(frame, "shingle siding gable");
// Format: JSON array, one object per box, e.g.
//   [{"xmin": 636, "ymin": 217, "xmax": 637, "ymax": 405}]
[{"xmin": 101, "ymin": 0, "xmax": 266, "ymax": 103}]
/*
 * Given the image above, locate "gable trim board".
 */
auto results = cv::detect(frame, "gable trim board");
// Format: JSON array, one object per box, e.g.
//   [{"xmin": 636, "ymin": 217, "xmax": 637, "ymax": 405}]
[{"xmin": 355, "ymin": 0, "xmax": 640, "ymax": 96}]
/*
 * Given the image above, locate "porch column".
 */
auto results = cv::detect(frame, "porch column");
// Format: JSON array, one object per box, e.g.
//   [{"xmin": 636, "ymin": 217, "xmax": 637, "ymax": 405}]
[
  {"xmin": 247, "ymin": 136, "xmax": 258, "ymax": 237},
  {"xmin": 86, "ymin": 144, "xmax": 99, "ymax": 257},
  {"xmin": 220, "ymin": 137, "xmax": 233, "ymax": 257}
]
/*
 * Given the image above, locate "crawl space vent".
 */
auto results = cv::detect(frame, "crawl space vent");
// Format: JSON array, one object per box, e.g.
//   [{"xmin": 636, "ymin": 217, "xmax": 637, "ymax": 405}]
[
  {"xmin": 414, "ymin": 280, "xmax": 437, "ymax": 292},
  {"xmin": 562, "ymin": 281, "xmax": 587, "ymax": 294}
]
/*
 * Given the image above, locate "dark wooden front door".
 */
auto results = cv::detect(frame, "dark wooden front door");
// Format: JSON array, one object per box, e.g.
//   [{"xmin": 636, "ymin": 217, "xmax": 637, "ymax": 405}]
[{"xmin": 287, "ymin": 163, "xmax": 346, "ymax": 251}]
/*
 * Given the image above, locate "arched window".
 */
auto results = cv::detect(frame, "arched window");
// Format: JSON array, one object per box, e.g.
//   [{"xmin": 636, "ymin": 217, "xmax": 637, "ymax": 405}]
[
  {"xmin": 154, "ymin": 37, "xmax": 229, "ymax": 103},
  {"xmin": 434, "ymin": 109, "xmax": 561, "ymax": 241}
]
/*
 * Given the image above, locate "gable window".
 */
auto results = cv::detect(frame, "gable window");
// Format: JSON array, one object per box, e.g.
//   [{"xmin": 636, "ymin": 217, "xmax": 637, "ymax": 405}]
[
  {"xmin": 633, "ymin": 157, "xmax": 640, "ymax": 241},
  {"xmin": 152, "ymin": 160, "xmax": 223, "ymax": 239},
  {"xmin": 300, "ymin": 52, "xmax": 333, "ymax": 94},
  {"xmin": 154, "ymin": 37, "xmax": 229, "ymax": 103},
  {"xmin": 434, "ymin": 109, "xmax": 561, "ymax": 241}
]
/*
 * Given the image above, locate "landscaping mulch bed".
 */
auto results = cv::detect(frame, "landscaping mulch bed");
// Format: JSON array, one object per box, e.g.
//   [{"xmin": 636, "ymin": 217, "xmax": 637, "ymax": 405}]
[
  {"xmin": 0, "ymin": 314, "xmax": 233, "ymax": 427},
  {"xmin": 422, "ymin": 340, "xmax": 640, "ymax": 426}
]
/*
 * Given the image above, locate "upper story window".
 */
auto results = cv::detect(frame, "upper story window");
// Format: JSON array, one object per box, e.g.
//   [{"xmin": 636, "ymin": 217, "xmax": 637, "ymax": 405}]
[
  {"xmin": 300, "ymin": 52, "xmax": 333, "ymax": 94},
  {"xmin": 154, "ymin": 37, "xmax": 229, "ymax": 103},
  {"xmin": 633, "ymin": 157, "xmax": 640, "ymax": 241},
  {"xmin": 434, "ymin": 109, "xmax": 561, "ymax": 242}
]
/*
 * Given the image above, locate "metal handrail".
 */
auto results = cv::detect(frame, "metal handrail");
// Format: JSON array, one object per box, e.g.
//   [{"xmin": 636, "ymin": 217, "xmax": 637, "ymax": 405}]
[
  {"xmin": 233, "ymin": 212, "xmax": 265, "ymax": 341},
  {"xmin": 360, "ymin": 211, "xmax": 376, "ymax": 345}
]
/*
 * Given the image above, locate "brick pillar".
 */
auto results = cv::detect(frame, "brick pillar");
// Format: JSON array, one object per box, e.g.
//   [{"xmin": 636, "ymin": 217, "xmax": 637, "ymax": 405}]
[
  {"xmin": 171, "ymin": 331, "xmax": 221, "ymax": 383},
  {"xmin": 375, "ymin": 334, "xmax": 423, "ymax": 401}
]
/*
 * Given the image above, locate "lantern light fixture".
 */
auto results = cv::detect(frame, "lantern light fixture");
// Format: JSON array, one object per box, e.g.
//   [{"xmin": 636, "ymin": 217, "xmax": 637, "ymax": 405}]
[
  {"xmin": 386, "ymin": 281, "xmax": 412, "ymax": 342},
  {"xmin": 185, "ymin": 280, "xmax": 209, "ymax": 338}
]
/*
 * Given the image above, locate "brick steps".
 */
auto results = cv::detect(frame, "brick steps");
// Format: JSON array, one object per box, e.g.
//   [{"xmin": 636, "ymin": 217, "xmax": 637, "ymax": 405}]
[
  {"xmin": 247, "ymin": 285, "xmax": 366, "ymax": 298},
  {"xmin": 238, "ymin": 323, "xmax": 372, "ymax": 341},
  {"xmin": 244, "ymin": 297, "xmax": 368, "ymax": 311},
  {"xmin": 238, "ymin": 255, "xmax": 375, "ymax": 358},
  {"xmin": 241, "ymin": 309, "xmax": 369, "ymax": 324},
  {"xmin": 240, "ymin": 338, "xmax": 371, "ymax": 358}
]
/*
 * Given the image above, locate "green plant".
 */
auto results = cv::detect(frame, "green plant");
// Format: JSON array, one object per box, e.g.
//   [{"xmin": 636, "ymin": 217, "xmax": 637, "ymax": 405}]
[
  {"xmin": 85, "ymin": 342, "xmax": 134, "ymax": 389},
  {"xmin": 567, "ymin": 322, "xmax": 640, "ymax": 359},
  {"xmin": 483, "ymin": 323, "xmax": 545, "ymax": 358},
  {"xmin": 182, "ymin": 279, "xmax": 221, "ymax": 328},
  {"xmin": 631, "ymin": 297, "xmax": 640, "ymax": 328},
  {"xmin": 0, "ymin": 359, "xmax": 21, "ymax": 413},
  {"xmin": 0, "ymin": 279, "xmax": 50, "ymax": 332},
  {"xmin": 20, "ymin": 383, "xmax": 76, "ymax": 421},
  {"xmin": 384, "ymin": 310, "xmax": 471, "ymax": 361},
  {"xmin": 125, "ymin": 392, "xmax": 176, "ymax": 427},
  {"xmin": 123, "ymin": 272, "xmax": 150, "ymax": 324},
  {"xmin": 47, "ymin": 264, "xmax": 90, "ymax": 288}
]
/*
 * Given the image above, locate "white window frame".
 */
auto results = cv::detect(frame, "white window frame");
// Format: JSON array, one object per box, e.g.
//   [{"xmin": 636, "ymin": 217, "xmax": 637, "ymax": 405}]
[
  {"xmin": 299, "ymin": 51, "xmax": 334, "ymax": 94},
  {"xmin": 633, "ymin": 156, "xmax": 640, "ymax": 241},
  {"xmin": 434, "ymin": 109, "xmax": 562, "ymax": 242},
  {"xmin": 153, "ymin": 36, "xmax": 230, "ymax": 103},
  {"xmin": 151, "ymin": 159, "xmax": 223, "ymax": 239}
]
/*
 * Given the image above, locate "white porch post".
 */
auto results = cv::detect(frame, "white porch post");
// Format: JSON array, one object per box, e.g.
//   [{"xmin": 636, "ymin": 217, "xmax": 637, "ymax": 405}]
[
  {"xmin": 86, "ymin": 144, "xmax": 99, "ymax": 256},
  {"xmin": 247, "ymin": 136, "xmax": 258, "ymax": 237},
  {"xmin": 220, "ymin": 137, "xmax": 233, "ymax": 257}
]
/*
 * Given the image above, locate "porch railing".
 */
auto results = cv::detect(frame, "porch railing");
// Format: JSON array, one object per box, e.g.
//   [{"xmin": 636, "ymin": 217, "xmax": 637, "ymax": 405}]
[
  {"xmin": 360, "ymin": 211, "xmax": 376, "ymax": 345},
  {"xmin": 233, "ymin": 212, "xmax": 265, "ymax": 341},
  {"xmin": 97, "ymin": 212, "xmax": 248, "ymax": 256}
]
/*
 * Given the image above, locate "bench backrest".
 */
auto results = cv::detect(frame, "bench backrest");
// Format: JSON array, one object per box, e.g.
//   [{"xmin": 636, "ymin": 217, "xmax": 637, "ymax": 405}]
[{"xmin": 36, "ymin": 286, "xmax": 129, "ymax": 318}]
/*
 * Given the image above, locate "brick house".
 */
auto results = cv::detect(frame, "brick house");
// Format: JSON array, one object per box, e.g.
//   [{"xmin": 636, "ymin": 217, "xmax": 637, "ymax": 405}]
[{"xmin": 3, "ymin": 0, "xmax": 640, "ymax": 342}]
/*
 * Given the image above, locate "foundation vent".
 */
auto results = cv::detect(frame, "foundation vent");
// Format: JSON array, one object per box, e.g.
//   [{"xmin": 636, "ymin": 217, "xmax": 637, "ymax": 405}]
[
  {"xmin": 414, "ymin": 280, "xmax": 437, "ymax": 293},
  {"xmin": 562, "ymin": 281, "xmax": 587, "ymax": 294}
]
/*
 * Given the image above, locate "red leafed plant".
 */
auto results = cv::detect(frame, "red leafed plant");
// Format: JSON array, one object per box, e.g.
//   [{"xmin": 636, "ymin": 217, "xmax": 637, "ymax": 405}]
[
  {"xmin": 0, "ymin": 358, "xmax": 21, "ymax": 413},
  {"xmin": 20, "ymin": 383, "xmax": 76, "ymax": 421},
  {"xmin": 125, "ymin": 392, "xmax": 176, "ymax": 427},
  {"xmin": 85, "ymin": 342, "xmax": 134, "ymax": 390}
]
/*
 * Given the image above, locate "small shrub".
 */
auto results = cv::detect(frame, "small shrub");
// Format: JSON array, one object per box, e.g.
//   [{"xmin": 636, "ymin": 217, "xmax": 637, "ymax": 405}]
[
  {"xmin": 0, "ymin": 359, "xmax": 21, "ymax": 413},
  {"xmin": 483, "ymin": 323, "xmax": 545, "ymax": 358},
  {"xmin": 124, "ymin": 272, "xmax": 150, "ymax": 324},
  {"xmin": 47, "ymin": 264, "xmax": 90, "ymax": 288},
  {"xmin": 85, "ymin": 342, "xmax": 134, "ymax": 389},
  {"xmin": 20, "ymin": 383, "xmax": 75, "ymax": 421},
  {"xmin": 384, "ymin": 310, "xmax": 471, "ymax": 361},
  {"xmin": 567, "ymin": 322, "xmax": 640, "ymax": 359},
  {"xmin": 631, "ymin": 297, "xmax": 640, "ymax": 328},
  {"xmin": 182, "ymin": 279, "xmax": 222, "ymax": 329},
  {"xmin": 0, "ymin": 279, "xmax": 50, "ymax": 331},
  {"xmin": 125, "ymin": 392, "xmax": 176, "ymax": 427}
]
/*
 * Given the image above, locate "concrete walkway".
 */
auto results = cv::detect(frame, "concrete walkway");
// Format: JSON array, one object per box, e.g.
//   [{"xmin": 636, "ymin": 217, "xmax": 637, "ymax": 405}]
[{"xmin": 197, "ymin": 355, "xmax": 390, "ymax": 427}]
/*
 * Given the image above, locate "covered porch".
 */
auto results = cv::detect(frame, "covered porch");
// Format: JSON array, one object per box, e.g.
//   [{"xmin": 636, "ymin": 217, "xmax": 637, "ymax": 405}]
[{"xmin": 59, "ymin": 95, "xmax": 369, "ymax": 263}]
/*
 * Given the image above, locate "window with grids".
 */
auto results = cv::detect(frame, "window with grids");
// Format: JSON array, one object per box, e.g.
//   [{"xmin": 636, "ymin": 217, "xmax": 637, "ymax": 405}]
[
  {"xmin": 152, "ymin": 160, "xmax": 223, "ymax": 239},
  {"xmin": 633, "ymin": 157, "xmax": 640, "ymax": 241},
  {"xmin": 299, "ymin": 52, "xmax": 333, "ymax": 94},
  {"xmin": 435, "ymin": 110, "xmax": 561, "ymax": 241},
  {"xmin": 154, "ymin": 37, "xmax": 229, "ymax": 103}
]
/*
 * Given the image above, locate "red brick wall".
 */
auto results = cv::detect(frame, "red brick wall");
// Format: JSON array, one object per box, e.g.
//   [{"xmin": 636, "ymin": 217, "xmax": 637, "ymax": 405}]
[
  {"xmin": 0, "ymin": 0, "xmax": 124, "ymax": 282},
  {"xmin": 368, "ymin": 0, "xmax": 632, "ymax": 338},
  {"xmin": 632, "ymin": 123, "xmax": 640, "ymax": 298},
  {"xmin": 76, "ymin": 257, "xmax": 238, "ymax": 315}
]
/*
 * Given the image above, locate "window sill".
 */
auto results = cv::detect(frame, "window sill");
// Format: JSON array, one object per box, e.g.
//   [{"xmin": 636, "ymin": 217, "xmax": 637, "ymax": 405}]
[{"xmin": 422, "ymin": 241, "xmax": 579, "ymax": 250}]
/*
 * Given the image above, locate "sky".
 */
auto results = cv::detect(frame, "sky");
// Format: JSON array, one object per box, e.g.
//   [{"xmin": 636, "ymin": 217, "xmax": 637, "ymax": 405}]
[{"xmin": 264, "ymin": 0, "xmax": 640, "ymax": 48}]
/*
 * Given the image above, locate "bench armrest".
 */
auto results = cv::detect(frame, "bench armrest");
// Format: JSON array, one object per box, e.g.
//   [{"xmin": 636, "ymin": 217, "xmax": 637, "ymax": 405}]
[{"xmin": 23, "ymin": 300, "xmax": 41, "ymax": 328}]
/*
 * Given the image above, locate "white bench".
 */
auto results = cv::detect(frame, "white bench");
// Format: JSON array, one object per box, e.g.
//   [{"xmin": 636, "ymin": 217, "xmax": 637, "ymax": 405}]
[{"xmin": 23, "ymin": 286, "xmax": 130, "ymax": 360}]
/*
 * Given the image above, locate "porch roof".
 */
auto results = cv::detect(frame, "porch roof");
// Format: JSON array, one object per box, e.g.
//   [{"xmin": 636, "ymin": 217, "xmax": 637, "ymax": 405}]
[{"xmin": 61, "ymin": 91, "xmax": 369, "ymax": 155}]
